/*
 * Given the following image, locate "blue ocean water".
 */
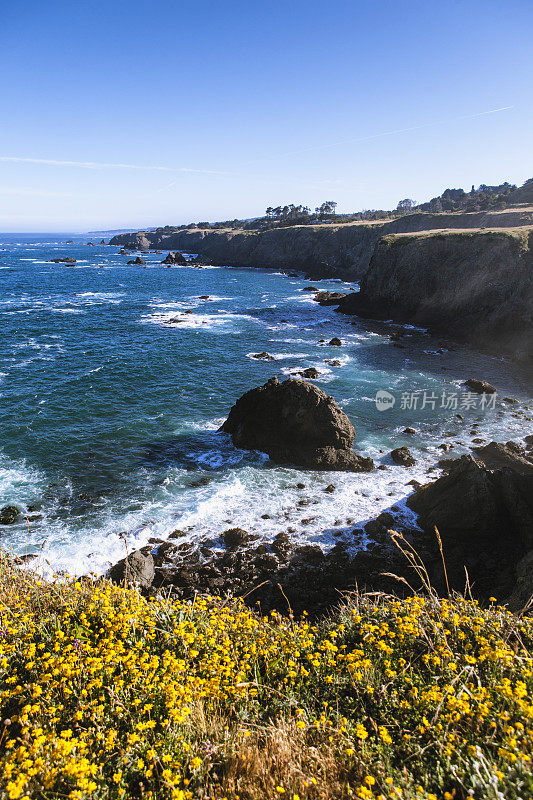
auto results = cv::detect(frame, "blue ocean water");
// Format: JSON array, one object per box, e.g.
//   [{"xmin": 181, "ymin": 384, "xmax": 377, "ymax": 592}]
[{"xmin": 1, "ymin": 235, "xmax": 531, "ymax": 574}]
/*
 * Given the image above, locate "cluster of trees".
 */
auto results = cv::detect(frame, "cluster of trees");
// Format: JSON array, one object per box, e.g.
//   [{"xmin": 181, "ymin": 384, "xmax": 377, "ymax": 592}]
[
  {"xmin": 153, "ymin": 178, "xmax": 530, "ymax": 235},
  {"xmin": 409, "ymin": 182, "xmax": 518, "ymax": 214},
  {"xmin": 264, "ymin": 202, "xmax": 337, "ymax": 223}
]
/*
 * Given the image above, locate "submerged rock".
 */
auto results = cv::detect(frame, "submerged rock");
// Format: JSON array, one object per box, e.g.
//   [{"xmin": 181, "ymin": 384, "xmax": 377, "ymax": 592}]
[
  {"xmin": 464, "ymin": 379, "xmax": 496, "ymax": 394},
  {"xmin": 251, "ymin": 352, "xmax": 274, "ymax": 361},
  {"xmin": 220, "ymin": 377, "xmax": 373, "ymax": 471},
  {"xmin": 48, "ymin": 257, "xmax": 76, "ymax": 264},
  {"xmin": 0, "ymin": 505, "xmax": 21, "ymax": 525}
]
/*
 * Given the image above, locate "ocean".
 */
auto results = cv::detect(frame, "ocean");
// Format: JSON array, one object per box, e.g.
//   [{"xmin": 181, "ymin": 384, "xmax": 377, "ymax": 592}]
[{"xmin": 1, "ymin": 234, "xmax": 531, "ymax": 576}]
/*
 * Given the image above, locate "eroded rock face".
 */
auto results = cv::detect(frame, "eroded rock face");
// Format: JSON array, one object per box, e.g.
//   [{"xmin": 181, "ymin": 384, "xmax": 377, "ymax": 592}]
[
  {"xmin": 334, "ymin": 230, "xmax": 533, "ymax": 360},
  {"xmin": 220, "ymin": 377, "xmax": 373, "ymax": 471},
  {"xmin": 127, "ymin": 232, "xmax": 151, "ymax": 251}
]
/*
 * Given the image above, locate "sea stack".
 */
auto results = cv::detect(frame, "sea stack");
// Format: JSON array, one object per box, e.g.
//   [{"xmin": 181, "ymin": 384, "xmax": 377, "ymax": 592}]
[{"xmin": 220, "ymin": 377, "xmax": 374, "ymax": 471}]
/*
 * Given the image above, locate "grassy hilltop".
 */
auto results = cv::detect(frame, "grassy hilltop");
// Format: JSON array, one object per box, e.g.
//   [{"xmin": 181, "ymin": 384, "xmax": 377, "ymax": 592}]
[{"xmin": 1, "ymin": 554, "xmax": 532, "ymax": 800}]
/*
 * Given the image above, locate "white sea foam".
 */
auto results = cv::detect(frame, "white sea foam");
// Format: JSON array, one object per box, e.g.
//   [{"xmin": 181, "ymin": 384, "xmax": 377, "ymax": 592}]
[{"xmin": 142, "ymin": 310, "xmax": 258, "ymax": 333}]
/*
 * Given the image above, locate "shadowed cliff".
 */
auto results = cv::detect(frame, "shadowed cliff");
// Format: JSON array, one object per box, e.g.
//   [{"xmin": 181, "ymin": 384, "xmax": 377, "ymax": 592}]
[
  {"xmin": 110, "ymin": 207, "xmax": 533, "ymax": 280},
  {"xmin": 336, "ymin": 228, "xmax": 533, "ymax": 360}
]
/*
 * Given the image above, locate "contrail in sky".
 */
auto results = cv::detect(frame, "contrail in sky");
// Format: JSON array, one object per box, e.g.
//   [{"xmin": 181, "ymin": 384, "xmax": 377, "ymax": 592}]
[
  {"xmin": 0, "ymin": 156, "xmax": 232, "ymax": 175},
  {"xmin": 254, "ymin": 106, "xmax": 515, "ymax": 161}
]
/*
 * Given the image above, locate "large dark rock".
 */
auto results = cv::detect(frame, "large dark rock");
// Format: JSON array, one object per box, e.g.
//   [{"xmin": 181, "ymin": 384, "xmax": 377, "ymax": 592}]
[
  {"xmin": 407, "ymin": 454, "xmax": 533, "ymax": 598},
  {"xmin": 473, "ymin": 441, "xmax": 533, "ymax": 475},
  {"xmin": 220, "ymin": 377, "xmax": 373, "ymax": 471},
  {"xmin": 391, "ymin": 446, "xmax": 416, "ymax": 466},
  {"xmin": 222, "ymin": 528, "xmax": 250, "ymax": 548},
  {"xmin": 48, "ymin": 257, "xmax": 76, "ymax": 264},
  {"xmin": 127, "ymin": 256, "xmax": 146, "ymax": 265}
]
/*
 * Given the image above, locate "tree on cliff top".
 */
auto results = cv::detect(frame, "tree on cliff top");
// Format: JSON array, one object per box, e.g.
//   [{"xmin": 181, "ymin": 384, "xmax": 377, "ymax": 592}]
[{"xmin": 396, "ymin": 198, "xmax": 417, "ymax": 213}]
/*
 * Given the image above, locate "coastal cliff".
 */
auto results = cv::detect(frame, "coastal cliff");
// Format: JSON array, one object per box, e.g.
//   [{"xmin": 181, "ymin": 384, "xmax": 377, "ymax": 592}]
[
  {"xmin": 336, "ymin": 228, "xmax": 533, "ymax": 359},
  {"xmin": 110, "ymin": 207, "xmax": 533, "ymax": 280}
]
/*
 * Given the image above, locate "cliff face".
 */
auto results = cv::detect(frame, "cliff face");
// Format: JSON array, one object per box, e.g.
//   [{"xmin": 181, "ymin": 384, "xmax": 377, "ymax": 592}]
[
  {"xmin": 110, "ymin": 208, "xmax": 533, "ymax": 280},
  {"xmin": 336, "ymin": 229, "xmax": 533, "ymax": 359}
]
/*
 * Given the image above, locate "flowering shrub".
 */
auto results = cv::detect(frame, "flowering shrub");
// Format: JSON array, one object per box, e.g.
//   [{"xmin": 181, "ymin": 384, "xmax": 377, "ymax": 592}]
[{"xmin": 0, "ymin": 555, "xmax": 532, "ymax": 799}]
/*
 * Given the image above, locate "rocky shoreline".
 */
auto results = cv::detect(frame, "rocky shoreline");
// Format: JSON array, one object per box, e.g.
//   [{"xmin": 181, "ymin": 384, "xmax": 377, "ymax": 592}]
[
  {"xmin": 105, "ymin": 377, "xmax": 533, "ymax": 616},
  {"xmin": 108, "ymin": 440, "xmax": 533, "ymax": 616},
  {"xmin": 5, "ymin": 231, "xmax": 533, "ymax": 612}
]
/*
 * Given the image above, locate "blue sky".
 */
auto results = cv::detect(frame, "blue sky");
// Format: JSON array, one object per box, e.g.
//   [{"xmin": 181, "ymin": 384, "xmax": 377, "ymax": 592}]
[{"xmin": 1, "ymin": 0, "xmax": 532, "ymax": 231}]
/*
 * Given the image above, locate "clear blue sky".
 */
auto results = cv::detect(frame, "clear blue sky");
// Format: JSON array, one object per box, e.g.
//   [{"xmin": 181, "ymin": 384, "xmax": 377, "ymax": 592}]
[{"xmin": 1, "ymin": 0, "xmax": 532, "ymax": 231}]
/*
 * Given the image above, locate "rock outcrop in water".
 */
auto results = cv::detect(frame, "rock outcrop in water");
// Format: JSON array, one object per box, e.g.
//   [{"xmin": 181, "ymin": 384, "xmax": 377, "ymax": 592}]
[
  {"xmin": 220, "ymin": 377, "xmax": 374, "ymax": 471},
  {"xmin": 335, "ymin": 229, "xmax": 533, "ymax": 359},
  {"xmin": 161, "ymin": 251, "xmax": 188, "ymax": 265}
]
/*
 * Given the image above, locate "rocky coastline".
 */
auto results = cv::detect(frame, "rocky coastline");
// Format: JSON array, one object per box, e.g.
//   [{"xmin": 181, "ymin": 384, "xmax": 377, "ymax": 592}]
[
  {"xmin": 110, "ymin": 208, "xmax": 533, "ymax": 279},
  {"xmin": 6, "ymin": 223, "xmax": 533, "ymax": 615},
  {"xmin": 107, "ymin": 437, "xmax": 533, "ymax": 617},
  {"xmin": 104, "ymin": 378, "xmax": 533, "ymax": 616},
  {"xmin": 334, "ymin": 229, "xmax": 533, "ymax": 360},
  {"xmin": 110, "ymin": 211, "xmax": 533, "ymax": 359}
]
